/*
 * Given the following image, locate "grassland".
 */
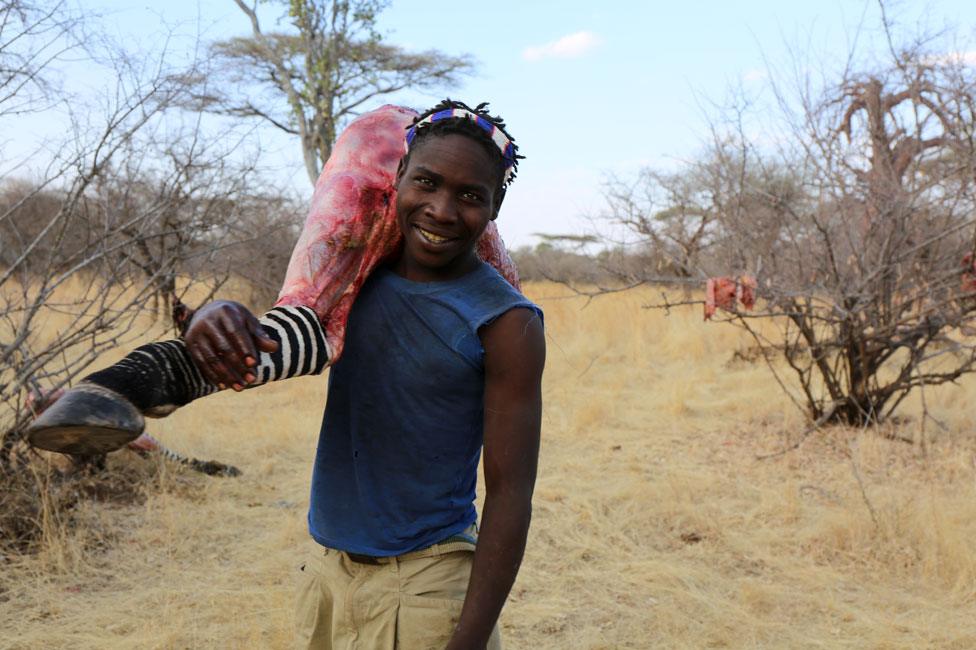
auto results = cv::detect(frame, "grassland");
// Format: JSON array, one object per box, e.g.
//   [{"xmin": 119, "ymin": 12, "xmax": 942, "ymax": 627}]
[{"xmin": 2, "ymin": 282, "xmax": 975, "ymax": 649}]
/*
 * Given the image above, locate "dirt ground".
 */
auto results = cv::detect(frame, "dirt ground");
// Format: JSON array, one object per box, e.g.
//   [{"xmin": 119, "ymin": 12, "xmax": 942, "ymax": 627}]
[{"xmin": 2, "ymin": 283, "xmax": 975, "ymax": 649}]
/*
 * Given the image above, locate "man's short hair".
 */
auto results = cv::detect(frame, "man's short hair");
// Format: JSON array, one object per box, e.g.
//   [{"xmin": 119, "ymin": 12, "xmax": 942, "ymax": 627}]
[{"xmin": 404, "ymin": 99, "xmax": 523, "ymax": 190}]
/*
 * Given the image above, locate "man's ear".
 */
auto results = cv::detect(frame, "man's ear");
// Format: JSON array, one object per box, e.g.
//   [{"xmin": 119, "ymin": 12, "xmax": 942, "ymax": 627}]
[
  {"xmin": 394, "ymin": 156, "xmax": 407, "ymax": 187},
  {"xmin": 491, "ymin": 186, "xmax": 506, "ymax": 221}
]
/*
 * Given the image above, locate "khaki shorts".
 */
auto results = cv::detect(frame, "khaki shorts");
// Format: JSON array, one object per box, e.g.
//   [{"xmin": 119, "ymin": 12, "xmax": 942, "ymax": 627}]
[{"xmin": 295, "ymin": 538, "xmax": 502, "ymax": 650}]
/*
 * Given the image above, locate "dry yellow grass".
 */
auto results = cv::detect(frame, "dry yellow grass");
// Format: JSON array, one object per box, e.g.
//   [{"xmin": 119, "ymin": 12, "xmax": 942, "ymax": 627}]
[{"xmin": 3, "ymin": 282, "xmax": 976, "ymax": 649}]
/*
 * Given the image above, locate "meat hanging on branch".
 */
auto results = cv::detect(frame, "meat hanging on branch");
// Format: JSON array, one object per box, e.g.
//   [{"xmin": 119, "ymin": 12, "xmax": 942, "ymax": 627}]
[
  {"xmin": 27, "ymin": 105, "xmax": 522, "ymax": 455},
  {"xmin": 704, "ymin": 276, "xmax": 756, "ymax": 320},
  {"xmin": 961, "ymin": 253, "xmax": 976, "ymax": 293}
]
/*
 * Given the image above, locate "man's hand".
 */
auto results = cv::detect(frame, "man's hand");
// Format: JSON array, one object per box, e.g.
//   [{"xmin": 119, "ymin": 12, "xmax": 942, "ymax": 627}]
[{"xmin": 184, "ymin": 300, "xmax": 279, "ymax": 391}]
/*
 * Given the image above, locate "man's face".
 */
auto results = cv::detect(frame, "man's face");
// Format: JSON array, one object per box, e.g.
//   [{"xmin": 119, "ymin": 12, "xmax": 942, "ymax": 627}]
[{"xmin": 394, "ymin": 133, "xmax": 502, "ymax": 282}]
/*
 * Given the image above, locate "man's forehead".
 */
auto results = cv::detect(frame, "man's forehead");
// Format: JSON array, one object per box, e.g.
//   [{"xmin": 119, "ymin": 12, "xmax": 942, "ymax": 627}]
[
  {"xmin": 408, "ymin": 134, "xmax": 502, "ymax": 186},
  {"xmin": 405, "ymin": 100, "xmax": 519, "ymax": 187}
]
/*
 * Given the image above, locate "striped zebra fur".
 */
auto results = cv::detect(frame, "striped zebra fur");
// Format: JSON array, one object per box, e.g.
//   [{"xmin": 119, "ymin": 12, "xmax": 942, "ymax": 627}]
[
  {"xmin": 129, "ymin": 433, "xmax": 241, "ymax": 477},
  {"xmin": 83, "ymin": 305, "xmax": 329, "ymax": 416}
]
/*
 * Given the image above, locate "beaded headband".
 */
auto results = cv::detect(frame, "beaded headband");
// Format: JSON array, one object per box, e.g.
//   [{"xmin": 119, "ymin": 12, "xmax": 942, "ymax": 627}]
[{"xmin": 406, "ymin": 107, "xmax": 518, "ymax": 185}]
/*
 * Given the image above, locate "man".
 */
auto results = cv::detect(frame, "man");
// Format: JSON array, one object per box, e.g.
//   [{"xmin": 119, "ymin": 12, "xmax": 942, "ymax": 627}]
[{"xmin": 31, "ymin": 100, "xmax": 545, "ymax": 649}]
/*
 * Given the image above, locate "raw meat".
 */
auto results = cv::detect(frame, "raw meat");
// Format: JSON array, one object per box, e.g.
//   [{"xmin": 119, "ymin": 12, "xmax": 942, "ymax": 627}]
[{"xmin": 704, "ymin": 276, "xmax": 757, "ymax": 320}]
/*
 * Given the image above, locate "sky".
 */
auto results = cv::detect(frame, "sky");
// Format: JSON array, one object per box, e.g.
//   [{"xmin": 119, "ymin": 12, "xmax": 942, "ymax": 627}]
[{"xmin": 8, "ymin": 0, "xmax": 976, "ymax": 249}]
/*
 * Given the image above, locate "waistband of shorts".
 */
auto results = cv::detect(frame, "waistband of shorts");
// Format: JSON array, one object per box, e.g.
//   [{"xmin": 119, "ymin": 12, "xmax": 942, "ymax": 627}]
[{"xmin": 342, "ymin": 523, "xmax": 478, "ymax": 565}]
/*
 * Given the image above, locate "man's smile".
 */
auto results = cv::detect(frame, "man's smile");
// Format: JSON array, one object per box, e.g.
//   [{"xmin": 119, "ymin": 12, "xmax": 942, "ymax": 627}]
[{"xmin": 415, "ymin": 224, "xmax": 456, "ymax": 245}]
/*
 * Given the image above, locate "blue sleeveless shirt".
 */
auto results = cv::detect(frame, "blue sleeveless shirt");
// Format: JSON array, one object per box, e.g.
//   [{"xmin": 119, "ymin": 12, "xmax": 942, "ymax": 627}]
[{"xmin": 307, "ymin": 262, "xmax": 542, "ymax": 556}]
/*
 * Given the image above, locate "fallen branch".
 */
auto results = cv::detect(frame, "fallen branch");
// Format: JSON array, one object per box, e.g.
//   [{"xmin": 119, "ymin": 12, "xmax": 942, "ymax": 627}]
[{"xmin": 755, "ymin": 403, "xmax": 839, "ymax": 460}]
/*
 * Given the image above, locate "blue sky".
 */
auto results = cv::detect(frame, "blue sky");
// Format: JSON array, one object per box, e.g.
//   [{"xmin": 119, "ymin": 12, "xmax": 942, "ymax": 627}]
[{"xmin": 10, "ymin": 0, "xmax": 976, "ymax": 248}]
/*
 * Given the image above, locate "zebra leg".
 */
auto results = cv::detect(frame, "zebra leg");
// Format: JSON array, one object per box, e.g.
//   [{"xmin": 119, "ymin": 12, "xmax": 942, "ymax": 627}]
[
  {"xmin": 86, "ymin": 305, "xmax": 330, "ymax": 415},
  {"xmin": 82, "ymin": 339, "xmax": 218, "ymax": 417},
  {"xmin": 27, "ymin": 305, "xmax": 329, "ymax": 454},
  {"xmin": 128, "ymin": 433, "xmax": 241, "ymax": 477}
]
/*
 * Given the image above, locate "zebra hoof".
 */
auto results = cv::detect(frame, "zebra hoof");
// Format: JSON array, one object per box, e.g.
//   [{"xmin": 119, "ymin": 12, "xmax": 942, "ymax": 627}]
[{"xmin": 26, "ymin": 383, "xmax": 145, "ymax": 455}]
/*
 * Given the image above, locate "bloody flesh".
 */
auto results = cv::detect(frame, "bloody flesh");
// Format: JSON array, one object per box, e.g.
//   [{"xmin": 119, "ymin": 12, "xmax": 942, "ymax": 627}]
[
  {"xmin": 274, "ymin": 105, "xmax": 521, "ymax": 362},
  {"xmin": 704, "ymin": 276, "xmax": 757, "ymax": 320}
]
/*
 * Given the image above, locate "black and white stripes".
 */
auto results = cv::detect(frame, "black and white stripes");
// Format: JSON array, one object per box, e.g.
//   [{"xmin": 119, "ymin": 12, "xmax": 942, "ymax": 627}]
[
  {"xmin": 84, "ymin": 338, "xmax": 215, "ymax": 415},
  {"xmin": 256, "ymin": 305, "xmax": 331, "ymax": 383},
  {"xmin": 132, "ymin": 432, "xmax": 241, "ymax": 476},
  {"xmin": 83, "ymin": 305, "xmax": 330, "ymax": 417}
]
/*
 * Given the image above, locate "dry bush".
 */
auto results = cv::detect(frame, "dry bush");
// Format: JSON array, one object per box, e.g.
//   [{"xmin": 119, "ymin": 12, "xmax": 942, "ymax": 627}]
[
  {"xmin": 0, "ymin": 276, "xmax": 250, "ymax": 564},
  {"xmin": 0, "ymin": 1, "xmax": 300, "ymax": 463},
  {"xmin": 0, "ymin": 450, "xmax": 162, "ymax": 559},
  {"xmin": 213, "ymin": 192, "xmax": 304, "ymax": 308},
  {"xmin": 512, "ymin": 242, "xmax": 669, "ymax": 287},
  {"xmin": 511, "ymin": 245, "xmax": 605, "ymax": 284},
  {"xmin": 600, "ymin": 10, "xmax": 976, "ymax": 427}
]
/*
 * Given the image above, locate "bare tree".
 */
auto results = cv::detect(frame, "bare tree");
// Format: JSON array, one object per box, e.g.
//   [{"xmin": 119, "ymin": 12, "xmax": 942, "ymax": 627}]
[
  {"xmin": 188, "ymin": 0, "xmax": 475, "ymax": 184},
  {"xmin": 0, "ymin": 2, "xmax": 286, "ymax": 462},
  {"xmin": 600, "ymin": 153, "xmax": 804, "ymax": 279},
  {"xmin": 0, "ymin": 0, "xmax": 78, "ymax": 117},
  {"xmin": 602, "ymin": 17, "xmax": 976, "ymax": 427}
]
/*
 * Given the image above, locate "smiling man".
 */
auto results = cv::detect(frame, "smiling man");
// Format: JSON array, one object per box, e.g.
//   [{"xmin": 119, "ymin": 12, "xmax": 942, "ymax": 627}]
[{"xmin": 288, "ymin": 102, "xmax": 545, "ymax": 649}]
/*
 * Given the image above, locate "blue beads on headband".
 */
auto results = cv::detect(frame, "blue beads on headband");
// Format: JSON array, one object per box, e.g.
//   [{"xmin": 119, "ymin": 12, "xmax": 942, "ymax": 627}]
[{"xmin": 406, "ymin": 106, "xmax": 517, "ymax": 185}]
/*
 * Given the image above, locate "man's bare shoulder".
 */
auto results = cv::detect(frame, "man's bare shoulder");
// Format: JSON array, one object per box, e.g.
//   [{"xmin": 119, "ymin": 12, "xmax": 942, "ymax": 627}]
[{"xmin": 481, "ymin": 307, "xmax": 545, "ymax": 375}]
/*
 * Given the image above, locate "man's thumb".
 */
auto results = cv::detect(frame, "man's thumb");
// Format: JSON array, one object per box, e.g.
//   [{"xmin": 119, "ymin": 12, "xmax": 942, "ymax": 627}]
[{"xmin": 251, "ymin": 319, "xmax": 280, "ymax": 353}]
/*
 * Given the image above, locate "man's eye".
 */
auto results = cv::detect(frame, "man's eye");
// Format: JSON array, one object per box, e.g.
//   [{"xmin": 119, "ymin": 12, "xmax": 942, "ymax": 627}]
[
  {"xmin": 462, "ymin": 191, "xmax": 484, "ymax": 202},
  {"xmin": 414, "ymin": 176, "xmax": 434, "ymax": 187}
]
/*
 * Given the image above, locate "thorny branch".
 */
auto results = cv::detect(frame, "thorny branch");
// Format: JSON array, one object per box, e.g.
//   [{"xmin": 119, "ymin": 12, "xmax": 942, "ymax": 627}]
[{"xmin": 586, "ymin": 9, "xmax": 976, "ymax": 429}]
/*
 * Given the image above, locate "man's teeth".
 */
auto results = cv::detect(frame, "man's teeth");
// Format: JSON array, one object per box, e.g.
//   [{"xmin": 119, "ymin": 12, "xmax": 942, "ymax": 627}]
[{"xmin": 418, "ymin": 227, "xmax": 449, "ymax": 244}]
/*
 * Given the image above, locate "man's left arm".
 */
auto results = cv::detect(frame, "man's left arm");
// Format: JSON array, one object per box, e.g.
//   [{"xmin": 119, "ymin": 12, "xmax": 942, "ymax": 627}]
[{"xmin": 447, "ymin": 306, "xmax": 546, "ymax": 650}]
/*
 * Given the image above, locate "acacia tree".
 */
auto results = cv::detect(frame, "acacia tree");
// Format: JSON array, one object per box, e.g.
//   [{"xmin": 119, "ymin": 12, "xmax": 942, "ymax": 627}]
[
  {"xmin": 191, "ymin": 0, "xmax": 474, "ymax": 184},
  {"xmin": 600, "ymin": 154, "xmax": 804, "ymax": 279},
  {"xmin": 765, "ymin": 55, "xmax": 976, "ymax": 426},
  {"xmin": 603, "ymin": 23, "xmax": 976, "ymax": 427}
]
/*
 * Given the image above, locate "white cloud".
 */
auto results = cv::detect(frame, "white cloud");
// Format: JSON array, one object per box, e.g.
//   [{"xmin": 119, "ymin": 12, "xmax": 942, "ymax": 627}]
[
  {"xmin": 742, "ymin": 68, "xmax": 767, "ymax": 83},
  {"xmin": 522, "ymin": 31, "xmax": 601, "ymax": 62},
  {"xmin": 923, "ymin": 51, "xmax": 976, "ymax": 67}
]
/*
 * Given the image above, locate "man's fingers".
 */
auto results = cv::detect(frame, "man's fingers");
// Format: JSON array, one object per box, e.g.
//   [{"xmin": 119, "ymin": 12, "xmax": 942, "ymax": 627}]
[
  {"xmin": 185, "ymin": 301, "xmax": 284, "ymax": 388},
  {"xmin": 210, "ymin": 360, "xmax": 242, "ymax": 391},
  {"xmin": 184, "ymin": 300, "xmax": 262, "ymax": 388},
  {"xmin": 189, "ymin": 339, "xmax": 225, "ymax": 388},
  {"xmin": 224, "ymin": 314, "xmax": 260, "ymax": 375},
  {"xmin": 197, "ymin": 327, "xmax": 248, "ymax": 388},
  {"xmin": 209, "ymin": 328, "xmax": 248, "ymax": 380}
]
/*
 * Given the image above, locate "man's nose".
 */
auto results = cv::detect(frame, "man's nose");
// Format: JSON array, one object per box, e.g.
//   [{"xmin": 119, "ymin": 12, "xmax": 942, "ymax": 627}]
[{"xmin": 424, "ymin": 191, "xmax": 456, "ymax": 223}]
